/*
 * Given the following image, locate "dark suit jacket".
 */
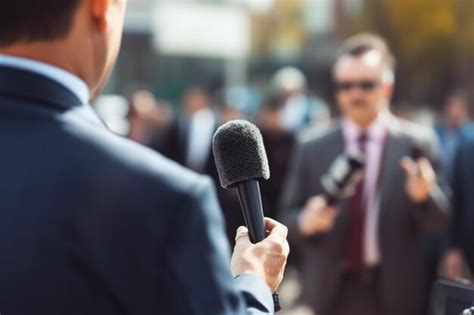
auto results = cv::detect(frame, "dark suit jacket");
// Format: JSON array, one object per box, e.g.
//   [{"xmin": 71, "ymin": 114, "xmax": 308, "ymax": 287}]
[
  {"xmin": 0, "ymin": 66, "xmax": 273, "ymax": 315},
  {"xmin": 451, "ymin": 134, "xmax": 474, "ymax": 271},
  {"xmin": 280, "ymin": 117, "xmax": 451, "ymax": 315},
  {"xmin": 156, "ymin": 117, "xmax": 244, "ymax": 246}
]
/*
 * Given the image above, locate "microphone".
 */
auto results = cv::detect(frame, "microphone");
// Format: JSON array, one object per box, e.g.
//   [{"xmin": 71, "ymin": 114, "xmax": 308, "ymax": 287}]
[
  {"xmin": 321, "ymin": 154, "xmax": 365, "ymax": 205},
  {"xmin": 212, "ymin": 119, "xmax": 281, "ymax": 312},
  {"xmin": 410, "ymin": 140, "xmax": 427, "ymax": 160}
]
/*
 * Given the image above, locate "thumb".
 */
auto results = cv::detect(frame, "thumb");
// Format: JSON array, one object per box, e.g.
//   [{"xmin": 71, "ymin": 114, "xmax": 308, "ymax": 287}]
[
  {"xmin": 235, "ymin": 226, "xmax": 252, "ymax": 247},
  {"xmin": 401, "ymin": 156, "xmax": 419, "ymax": 177},
  {"xmin": 418, "ymin": 157, "xmax": 435, "ymax": 179}
]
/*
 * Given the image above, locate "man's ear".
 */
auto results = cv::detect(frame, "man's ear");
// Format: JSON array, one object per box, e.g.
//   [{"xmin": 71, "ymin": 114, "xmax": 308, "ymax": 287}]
[{"xmin": 90, "ymin": 0, "xmax": 112, "ymax": 32}]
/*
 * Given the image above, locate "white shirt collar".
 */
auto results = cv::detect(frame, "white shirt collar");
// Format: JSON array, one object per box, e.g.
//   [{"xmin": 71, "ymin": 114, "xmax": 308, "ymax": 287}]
[
  {"xmin": 342, "ymin": 110, "xmax": 389, "ymax": 144},
  {"xmin": 0, "ymin": 54, "xmax": 90, "ymax": 104}
]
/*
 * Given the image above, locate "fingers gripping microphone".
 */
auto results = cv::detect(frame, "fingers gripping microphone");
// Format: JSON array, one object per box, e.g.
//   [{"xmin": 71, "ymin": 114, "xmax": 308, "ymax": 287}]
[{"xmin": 212, "ymin": 119, "xmax": 281, "ymax": 312}]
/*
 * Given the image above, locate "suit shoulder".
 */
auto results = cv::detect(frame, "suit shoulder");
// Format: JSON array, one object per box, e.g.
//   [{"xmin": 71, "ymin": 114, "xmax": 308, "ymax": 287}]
[
  {"xmin": 68, "ymin": 123, "xmax": 210, "ymax": 199},
  {"xmin": 394, "ymin": 118, "xmax": 437, "ymax": 143},
  {"xmin": 297, "ymin": 123, "xmax": 341, "ymax": 148}
]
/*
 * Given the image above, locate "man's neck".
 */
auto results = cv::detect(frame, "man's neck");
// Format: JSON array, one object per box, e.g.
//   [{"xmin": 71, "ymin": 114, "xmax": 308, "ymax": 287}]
[
  {"xmin": 0, "ymin": 50, "xmax": 90, "ymax": 104},
  {"xmin": 0, "ymin": 43, "xmax": 91, "ymax": 92}
]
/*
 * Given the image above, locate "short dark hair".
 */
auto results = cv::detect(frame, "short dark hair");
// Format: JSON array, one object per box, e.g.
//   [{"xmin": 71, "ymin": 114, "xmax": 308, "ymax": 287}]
[
  {"xmin": 0, "ymin": 1, "xmax": 81, "ymax": 47},
  {"xmin": 336, "ymin": 33, "xmax": 396, "ymax": 72}
]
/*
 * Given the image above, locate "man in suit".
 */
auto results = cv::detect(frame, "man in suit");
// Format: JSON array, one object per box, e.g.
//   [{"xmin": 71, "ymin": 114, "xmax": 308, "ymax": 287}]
[
  {"xmin": 441, "ymin": 134, "xmax": 474, "ymax": 281},
  {"xmin": 435, "ymin": 91, "xmax": 472, "ymax": 180},
  {"xmin": 280, "ymin": 33, "xmax": 450, "ymax": 315},
  {"xmin": 426, "ymin": 91, "xmax": 472, "ymax": 296},
  {"xmin": 157, "ymin": 85, "xmax": 244, "ymax": 246},
  {"xmin": 0, "ymin": 1, "xmax": 289, "ymax": 314},
  {"xmin": 158, "ymin": 85, "xmax": 217, "ymax": 174}
]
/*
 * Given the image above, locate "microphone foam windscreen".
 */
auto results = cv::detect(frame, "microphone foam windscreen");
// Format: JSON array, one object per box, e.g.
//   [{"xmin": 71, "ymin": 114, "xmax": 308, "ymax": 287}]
[{"xmin": 213, "ymin": 120, "xmax": 270, "ymax": 189}]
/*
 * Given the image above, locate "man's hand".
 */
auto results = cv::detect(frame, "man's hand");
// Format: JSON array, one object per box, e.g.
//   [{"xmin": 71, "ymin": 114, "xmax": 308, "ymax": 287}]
[
  {"xmin": 298, "ymin": 196, "xmax": 339, "ymax": 236},
  {"xmin": 401, "ymin": 157, "xmax": 436, "ymax": 203},
  {"xmin": 231, "ymin": 218, "xmax": 290, "ymax": 293},
  {"xmin": 440, "ymin": 248, "xmax": 465, "ymax": 281}
]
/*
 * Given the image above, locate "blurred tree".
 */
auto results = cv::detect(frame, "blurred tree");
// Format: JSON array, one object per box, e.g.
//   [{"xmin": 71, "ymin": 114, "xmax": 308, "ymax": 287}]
[
  {"xmin": 250, "ymin": 0, "xmax": 308, "ymax": 61},
  {"xmin": 348, "ymin": 0, "xmax": 474, "ymax": 108}
]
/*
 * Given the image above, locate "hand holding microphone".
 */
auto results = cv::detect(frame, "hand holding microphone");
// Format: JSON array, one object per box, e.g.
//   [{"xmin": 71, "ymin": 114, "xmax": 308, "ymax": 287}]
[
  {"xmin": 401, "ymin": 156, "xmax": 436, "ymax": 203},
  {"xmin": 213, "ymin": 120, "xmax": 288, "ymax": 311},
  {"xmin": 231, "ymin": 218, "xmax": 289, "ymax": 293},
  {"xmin": 298, "ymin": 154, "xmax": 364, "ymax": 236},
  {"xmin": 298, "ymin": 196, "xmax": 340, "ymax": 236}
]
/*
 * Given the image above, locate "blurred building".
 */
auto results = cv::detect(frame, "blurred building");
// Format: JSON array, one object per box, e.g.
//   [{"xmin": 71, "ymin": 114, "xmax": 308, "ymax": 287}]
[{"xmin": 104, "ymin": 0, "xmax": 365, "ymax": 110}]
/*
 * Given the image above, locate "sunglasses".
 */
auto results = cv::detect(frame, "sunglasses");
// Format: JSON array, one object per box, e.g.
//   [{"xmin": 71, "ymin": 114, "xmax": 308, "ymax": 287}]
[{"xmin": 335, "ymin": 80, "xmax": 381, "ymax": 92}]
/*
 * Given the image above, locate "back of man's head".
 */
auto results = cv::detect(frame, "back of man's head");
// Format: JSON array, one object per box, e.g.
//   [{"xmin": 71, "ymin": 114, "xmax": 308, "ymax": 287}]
[
  {"xmin": 0, "ymin": 1, "xmax": 81, "ymax": 47},
  {"xmin": 0, "ymin": 1, "xmax": 128, "ymax": 100}
]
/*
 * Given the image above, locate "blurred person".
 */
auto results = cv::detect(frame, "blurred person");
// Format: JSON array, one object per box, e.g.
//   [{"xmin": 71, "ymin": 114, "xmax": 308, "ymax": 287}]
[
  {"xmin": 158, "ymin": 85, "xmax": 246, "ymax": 246},
  {"xmin": 158, "ymin": 85, "xmax": 217, "ymax": 173},
  {"xmin": 280, "ymin": 33, "xmax": 451, "ymax": 315},
  {"xmin": 423, "ymin": 92, "xmax": 472, "ymax": 302},
  {"xmin": 256, "ymin": 96, "xmax": 304, "ymax": 305},
  {"xmin": 223, "ymin": 85, "xmax": 261, "ymax": 119},
  {"xmin": 439, "ymin": 135, "xmax": 474, "ymax": 283},
  {"xmin": 219, "ymin": 102, "xmax": 242, "ymax": 123},
  {"xmin": 271, "ymin": 66, "xmax": 330, "ymax": 133},
  {"xmin": 257, "ymin": 95, "xmax": 296, "ymax": 220},
  {"xmin": 0, "ymin": 1, "xmax": 290, "ymax": 315},
  {"xmin": 435, "ymin": 91, "xmax": 472, "ymax": 180},
  {"xmin": 126, "ymin": 89, "xmax": 172, "ymax": 145}
]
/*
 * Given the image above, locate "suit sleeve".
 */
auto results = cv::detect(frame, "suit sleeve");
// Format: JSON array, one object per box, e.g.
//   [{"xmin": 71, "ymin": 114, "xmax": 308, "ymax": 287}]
[
  {"xmin": 279, "ymin": 138, "xmax": 324, "ymax": 242},
  {"xmin": 166, "ymin": 176, "xmax": 274, "ymax": 315},
  {"xmin": 449, "ymin": 142, "xmax": 466, "ymax": 249},
  {"xmin": 411, "ymin": 130, "xmax": 452, "ymax": 232}
]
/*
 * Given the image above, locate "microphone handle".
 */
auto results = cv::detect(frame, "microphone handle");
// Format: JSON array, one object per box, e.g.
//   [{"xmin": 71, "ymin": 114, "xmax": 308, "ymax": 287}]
[
  {"xmin": 236, "ymin": 180, "xmax": 265, "ymax": 243},
  {"xmin": 236, "ymin": 180, "xmax": 282, "ymax": 312},
  {"xmin": 324, "ymin": 194, "xmax": 337, "ymax": 206}
]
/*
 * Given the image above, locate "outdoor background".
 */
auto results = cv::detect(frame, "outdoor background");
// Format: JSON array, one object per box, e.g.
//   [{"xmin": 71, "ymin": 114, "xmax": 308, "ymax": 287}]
[{"xmin": 97, "ymin": 0, "xmax": 474, "ymax": 126}]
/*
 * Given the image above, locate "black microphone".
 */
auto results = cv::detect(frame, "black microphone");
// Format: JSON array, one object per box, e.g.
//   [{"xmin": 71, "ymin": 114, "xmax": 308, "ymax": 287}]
[
  {"xmin": 212, "ymin": 119, "xmax": 281, "ymax": 312},
  {"xmin": 410, "ymin": 140, "xmax": 427, "ymax": 160},
  {"xmin": 321, "ymin": 154, "xmax": 365, "ymax": 205}
]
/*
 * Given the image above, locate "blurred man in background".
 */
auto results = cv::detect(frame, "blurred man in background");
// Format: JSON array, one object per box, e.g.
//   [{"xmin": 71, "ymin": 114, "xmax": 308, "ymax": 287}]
[
  {"xmin": 158, "ymin": 84, "xmax": 246, "ymax": 245},
  {"xmin": 424, "ymin": 91, "xmax": 472, "ymax": 301},
  {"xmin": 257, "ymin": 94, "xmax": 295, "ymax": 218},
  {"xmin": 126, "ymin": 89, "xmax": 172, "ymax": 145},
  {"xmin": 435, "ymin": 91, "xmax": 472, "ymax": 180},
  {"xmin": 443, "ymin": 134, "xmax": 474, "ymax": 282},
  {"xmin": 280, "ymin": 33, "xmax": 451, "ymax": 315},
  {"xmin": 0, "ymin": 1, "xmax": 290, "ymax": 314},
  {"xmin": 158, "ymin": 84, "xmax": 217, "ymax": 174},
  {"xmin": 271, "ymin": 66, "xmax": 330, "ymax": 134}
]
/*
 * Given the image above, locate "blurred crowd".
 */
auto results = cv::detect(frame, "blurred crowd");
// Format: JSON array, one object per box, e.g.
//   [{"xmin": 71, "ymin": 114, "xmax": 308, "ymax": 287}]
[{"xmin": 95, "ymin": 33, "xmax": 474, "ymax": 315}]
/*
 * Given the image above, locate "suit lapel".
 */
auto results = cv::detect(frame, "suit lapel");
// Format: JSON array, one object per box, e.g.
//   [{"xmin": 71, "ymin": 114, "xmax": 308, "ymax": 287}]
[
  {"xmin": 320, "ymin": 123, "xmax": 344, "ymax": 163},
  {"xmin": 378, "ymin": 117, "xmax": 407, "ymax": 217}
]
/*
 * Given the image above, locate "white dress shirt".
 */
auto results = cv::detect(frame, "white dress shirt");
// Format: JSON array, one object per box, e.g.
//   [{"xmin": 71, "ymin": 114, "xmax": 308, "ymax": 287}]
[
  {"xmin": 185, "ymin": 108, "xmax": 216, "ymax": 173},
  {"xmin": 0, "ymin": 54, "xmax": 90, "ymax": 104},
  {"xmin": 342, "ymin": 112, "xmax": 388, "ymax": 266}
]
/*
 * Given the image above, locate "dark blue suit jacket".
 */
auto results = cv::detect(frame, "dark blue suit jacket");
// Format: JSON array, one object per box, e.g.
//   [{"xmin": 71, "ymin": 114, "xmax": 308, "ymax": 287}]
[
  {"xmin": 451, "ymin": 133, "xmax": 474, "ymax": 272},
  {"xmin": 0, "ymin": 66, "xmax": 273, "ymax": 314}
]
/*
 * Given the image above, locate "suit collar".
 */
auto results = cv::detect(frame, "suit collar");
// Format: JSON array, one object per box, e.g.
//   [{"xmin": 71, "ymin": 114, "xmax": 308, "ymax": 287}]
[
  {"xmin": 0, "ymin": 55, "xmax": 89, "ymax": 104},
  {"xmin": 0, "ymin": 65, "xmax": 84, "ymax": 111}
]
